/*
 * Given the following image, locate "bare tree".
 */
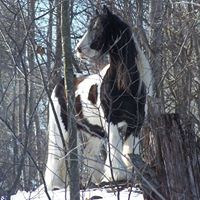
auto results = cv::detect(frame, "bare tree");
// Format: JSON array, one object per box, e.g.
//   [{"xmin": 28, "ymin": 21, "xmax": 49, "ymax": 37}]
[
  {"xmin": 61, "ymin": 0, "xmax": 80, "ymax": 199},
  {"xmin": 0, "ymin": 1, "xmax": 200, "ymax": 199}
]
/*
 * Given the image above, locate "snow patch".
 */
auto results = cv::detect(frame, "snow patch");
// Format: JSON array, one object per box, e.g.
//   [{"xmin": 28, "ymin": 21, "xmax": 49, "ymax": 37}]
[{"xmin": 11, "ymin": 185, "xmax": 144, "ymax": 200}]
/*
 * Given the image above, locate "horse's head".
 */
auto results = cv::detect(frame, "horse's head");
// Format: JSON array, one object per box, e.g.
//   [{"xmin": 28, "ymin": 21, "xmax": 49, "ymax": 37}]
[{"xmin": 76, "ymin": 5, "xmax": 128, "ymax": 60}]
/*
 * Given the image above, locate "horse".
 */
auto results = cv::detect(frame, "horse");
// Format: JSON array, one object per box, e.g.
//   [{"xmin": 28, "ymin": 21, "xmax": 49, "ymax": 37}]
[
  {"xmin": 45, "ymin": 5, "xmax": 153, "ymax": 189},
  {"xmin": 75, "ymin": 6, "xmax": 153, "ymax": 182}
]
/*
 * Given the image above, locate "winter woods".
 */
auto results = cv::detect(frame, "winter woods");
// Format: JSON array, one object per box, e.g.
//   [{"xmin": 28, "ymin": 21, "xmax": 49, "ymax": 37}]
[{"xmin": 0, "ymin": 0, "xmax": 199, "ymax": 199}]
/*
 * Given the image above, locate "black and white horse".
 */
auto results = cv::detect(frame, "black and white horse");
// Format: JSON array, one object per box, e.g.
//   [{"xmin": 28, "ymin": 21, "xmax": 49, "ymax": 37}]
[
  {"xmin": 45, "ymin": 5, "xmax": 152, "ymax": 189},
  {"xmin": 76, "ymin": 6, "xmax": 152, "ymax": 181}
]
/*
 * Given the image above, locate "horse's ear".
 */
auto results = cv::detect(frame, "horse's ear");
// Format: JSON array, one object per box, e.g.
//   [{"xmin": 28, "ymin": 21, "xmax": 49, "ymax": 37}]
[{"xmin": 103, "ymin": 5, "xmax": 112, "ymax": 15}]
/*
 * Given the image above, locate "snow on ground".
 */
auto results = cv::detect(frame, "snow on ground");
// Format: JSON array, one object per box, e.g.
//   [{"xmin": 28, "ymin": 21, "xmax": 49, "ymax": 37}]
[{"xmin": 11, "ymin": 185, "xmax": 144, "ymax": 200}]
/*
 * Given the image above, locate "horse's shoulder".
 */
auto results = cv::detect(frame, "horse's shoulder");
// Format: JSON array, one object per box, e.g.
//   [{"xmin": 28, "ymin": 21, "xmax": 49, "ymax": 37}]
[{"xmin": 76, "ymin": 65, "xmax": 109, "ymax": 92}]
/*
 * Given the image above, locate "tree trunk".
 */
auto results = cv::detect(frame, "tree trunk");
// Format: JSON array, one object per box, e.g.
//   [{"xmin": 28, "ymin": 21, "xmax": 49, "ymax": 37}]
[
  {"xmin": 46, "ymin": 0, "xmax": 53, "ymax": 79},
  {"xmin": 27, "ymin": 0, "xmax": 37, "ymax": 190},
  {"xmin": 49, "ymin": 0, "xmax": 62, "ymax": 93},
  {"xmin": 141, "ymin": 98, "xmax": 200, "ymax": 200},
  {"xmin": 150, "ymin": 0, "xmax": 163, "ymax": 97},
  {"xmin": 61, "ymin": 1, "xmax": 80, "ymax": 200},
  {"xmin": 12, "ymin": 71, "xmax": 18, "ymax": 179}
]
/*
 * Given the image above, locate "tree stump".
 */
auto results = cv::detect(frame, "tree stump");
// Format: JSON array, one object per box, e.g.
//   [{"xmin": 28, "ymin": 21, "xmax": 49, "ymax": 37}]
[{"xmin": 139, "ymin": 98, "xmax": 200, "ymax": 200}]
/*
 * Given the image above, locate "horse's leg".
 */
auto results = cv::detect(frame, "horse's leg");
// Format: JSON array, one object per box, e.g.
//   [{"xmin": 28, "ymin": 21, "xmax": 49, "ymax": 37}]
[
  {"xmin": 45, "ymin": 130, "xmax": 67, "ymax": 190},
  {"xmin": 45, "ymin": 101, "xmax": 68, "ymax": 190},
  {"xmin": 82, "ymin": 132, "xmax": 104, "ymax": 185},
  {"xmin": 103, "ymin": 122, "xmax": 128, "ymax": 182},
  {"xmin": 122, "ymin": 135, "xmax": 140, "ymax": 180}
]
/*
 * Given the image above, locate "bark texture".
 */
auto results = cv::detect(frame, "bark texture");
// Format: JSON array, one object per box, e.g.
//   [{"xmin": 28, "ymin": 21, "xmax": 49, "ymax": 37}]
[{"xmin": 139, "ymin": 98, "xmax": 200, "ymax": 200}]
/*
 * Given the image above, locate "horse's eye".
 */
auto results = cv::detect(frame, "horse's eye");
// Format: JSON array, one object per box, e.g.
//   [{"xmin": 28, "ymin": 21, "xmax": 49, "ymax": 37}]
[
  {"xmin": 92, "ymin": 24, "xmax": 100, "ymax": 32},
  {"xmin": 90, "ymin": 40, "xmax": 99, "ymax": 50}
]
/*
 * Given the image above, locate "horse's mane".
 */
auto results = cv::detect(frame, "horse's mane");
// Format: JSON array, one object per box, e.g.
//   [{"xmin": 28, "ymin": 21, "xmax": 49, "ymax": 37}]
[{"xmin": 99, "ymin": 12, "xmax": 140, "ymax": 92}]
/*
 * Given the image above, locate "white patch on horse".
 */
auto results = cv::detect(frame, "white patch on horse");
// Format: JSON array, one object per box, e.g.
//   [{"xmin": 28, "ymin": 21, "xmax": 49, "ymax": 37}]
[
  {"xmin": 79, "ymin": 130, "xmax": 104, "ymax": 185},
  {"xmin": 133, "ymin": 33, "xmax": 153, "ymax": 97},
  {"xmin": 76, "ymin": 31, "xmax": 99, "ymax": 60},
  {"xmin": 102, "ymin": 122, "xmax": 131, "ymax": 181},
  {"xmin": 76, "ymin": 65, "xmax": 110, "ymax": 127},
  {"xmin": 76, "ymin": 74, "xmax": 102, "ymax": 126}
]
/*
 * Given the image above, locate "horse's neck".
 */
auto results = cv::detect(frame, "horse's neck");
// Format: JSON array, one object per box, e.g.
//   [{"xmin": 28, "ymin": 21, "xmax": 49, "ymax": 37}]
[
  {"xmin": 110, "ymin": 38, "xmax": 138, "ymax": 71},
  {"xmin": 108, "ymin": 39, "xmax": 140, "ymax": 90}
]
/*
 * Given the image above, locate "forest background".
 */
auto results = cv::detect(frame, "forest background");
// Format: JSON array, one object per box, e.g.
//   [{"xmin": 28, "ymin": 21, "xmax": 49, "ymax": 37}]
[{"xmin": 0, "ymin": 0, "xmax": 199, "ymax": 198}]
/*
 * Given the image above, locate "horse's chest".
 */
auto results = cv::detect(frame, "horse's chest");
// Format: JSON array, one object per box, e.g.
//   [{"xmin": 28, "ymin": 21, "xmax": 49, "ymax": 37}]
[
  {"xmin": 99, "ymin": 73, "xmax": 146, "ymax": 126},
  {"xmin": 100, "ymin": 79, "xmax": 130, "ymax": 120}
]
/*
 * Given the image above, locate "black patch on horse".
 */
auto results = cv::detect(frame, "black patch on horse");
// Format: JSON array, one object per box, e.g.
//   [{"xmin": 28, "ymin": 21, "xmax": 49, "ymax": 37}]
[
  {"xmin": 75, "ymin": 95, "xmax": 84, "ymax": 119},
  {"xmin": 54, "ymin": 78, "xmax": 68, "ymax": 131},
  {"xmin": 77, "ymin": 119, "xmax": 106, "ymax": 138},
  {"xmin": 88, "ymin": 84, "xmax": 98, "ymax": 105}
]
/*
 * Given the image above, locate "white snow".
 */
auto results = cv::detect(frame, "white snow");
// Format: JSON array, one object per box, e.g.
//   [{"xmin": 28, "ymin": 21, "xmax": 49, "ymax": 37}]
[{"xmin": 11, "ymin": 185, "xmax": 144, "ymax": 200}]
